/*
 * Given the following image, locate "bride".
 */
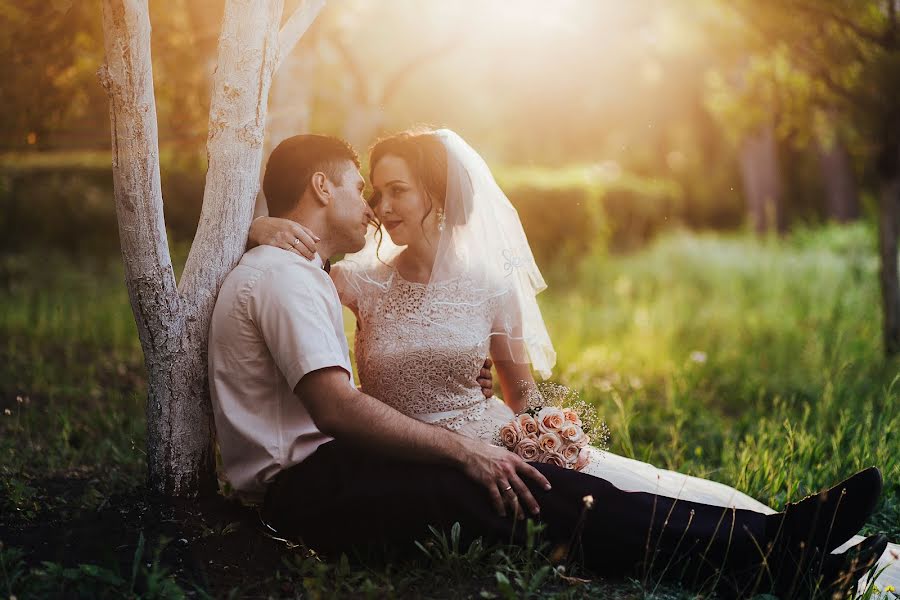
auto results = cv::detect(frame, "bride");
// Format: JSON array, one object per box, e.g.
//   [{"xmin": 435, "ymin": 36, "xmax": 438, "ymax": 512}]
[{"xmin": 249, "ymin": 127, "xmax": 897, "ymax": 585}]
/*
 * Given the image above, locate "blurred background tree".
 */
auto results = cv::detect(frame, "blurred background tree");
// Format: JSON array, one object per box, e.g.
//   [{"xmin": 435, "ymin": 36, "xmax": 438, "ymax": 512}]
[{"xmin": 700, "ymin": 0, "xmax": 900, "ymax": 353}]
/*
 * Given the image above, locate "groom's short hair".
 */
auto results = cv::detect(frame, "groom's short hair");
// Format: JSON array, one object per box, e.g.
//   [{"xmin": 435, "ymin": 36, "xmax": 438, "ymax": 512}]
[{"xmin": 263, "ymin": 134, "xmax": 360, "ymax": 217}]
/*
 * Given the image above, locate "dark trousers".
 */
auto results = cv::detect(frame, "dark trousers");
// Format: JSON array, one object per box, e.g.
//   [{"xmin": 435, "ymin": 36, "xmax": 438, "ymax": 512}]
[{"xmin": 263, "ymin": 441, "xmax": 771, "ymax": 591}]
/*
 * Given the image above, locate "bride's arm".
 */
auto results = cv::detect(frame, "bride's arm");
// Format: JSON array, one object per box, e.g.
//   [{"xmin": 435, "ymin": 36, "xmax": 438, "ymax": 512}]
[
  {"xmin": 490, "ymin": 290, "xmax": 540, "ymax": 413},
  {"xmin": 247, "ymin": 215, "xmax": 319, "ymax": 259},
  {"xmin": 490, "ymin": 357, "xmax": 534, "ymax": 414}
]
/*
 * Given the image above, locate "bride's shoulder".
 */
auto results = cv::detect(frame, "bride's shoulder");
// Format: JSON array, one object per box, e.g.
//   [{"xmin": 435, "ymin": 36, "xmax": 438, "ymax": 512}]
[{"xmin": 332, "ymin": 256, "xmax": 392, "ymax": 284}]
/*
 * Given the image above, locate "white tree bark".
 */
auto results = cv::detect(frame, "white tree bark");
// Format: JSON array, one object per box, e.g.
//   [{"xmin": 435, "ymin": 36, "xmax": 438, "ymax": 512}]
[{"xmin": 99, "ymin": 0, "xmax": 325, "ymax": 496}]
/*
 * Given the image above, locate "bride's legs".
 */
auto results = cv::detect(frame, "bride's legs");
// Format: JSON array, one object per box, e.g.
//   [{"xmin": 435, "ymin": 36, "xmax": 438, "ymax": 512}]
[{"xmin": 581, "ymin": 448, "xmax": 776, "ymax": 514}]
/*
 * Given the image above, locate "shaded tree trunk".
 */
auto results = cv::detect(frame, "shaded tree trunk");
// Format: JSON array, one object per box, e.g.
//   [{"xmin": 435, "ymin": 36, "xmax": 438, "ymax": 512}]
[
  {"xmin": 739, "ymin": 125, "xmax": 783, "ymax": 233},
  {"xmin": 99, "ymin": 0, "xmax": 324, "ymax": 497},
  {"xmin": 879, "ymin": 168, "xmax": 900, "ymax": 357},
  {"xmin": 819, "ymin": 138, "xmax": 860, "ymax": 222}
]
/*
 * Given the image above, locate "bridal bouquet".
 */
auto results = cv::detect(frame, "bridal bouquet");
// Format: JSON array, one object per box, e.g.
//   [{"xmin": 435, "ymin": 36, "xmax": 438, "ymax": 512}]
[{"xmin": 499, "ymin": 407, "xmax": 591, "ymax": 471}]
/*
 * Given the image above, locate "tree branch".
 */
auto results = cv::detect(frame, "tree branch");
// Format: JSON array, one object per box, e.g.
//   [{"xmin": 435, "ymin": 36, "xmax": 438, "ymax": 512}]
[
  {"xmin": 328, "ymin": 34, "xmax": 370, "ymax": 105},
  {"xmin": 786, "ymin": 0, "xmax": 889, "ymax": 47},
  {"xmin": 99, "ymin": 0, "xmax": 181, "ymax": 343},
  {"xmin": 276, "ymin": 0, "xmax": 327, "ymax": 72},
  {"xmin": 380, "ymin": 29, "xmax": 466, "ymax": 106},
  {"xmin": 738, "ymin": 9, "xmax": 866, "ymax": 105}
]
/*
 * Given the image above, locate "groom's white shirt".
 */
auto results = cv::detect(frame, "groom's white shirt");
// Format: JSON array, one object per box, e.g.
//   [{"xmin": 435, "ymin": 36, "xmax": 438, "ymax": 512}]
[{"xmin": 209, "ymin": 246, "xmax": 353, "ymax": 502}]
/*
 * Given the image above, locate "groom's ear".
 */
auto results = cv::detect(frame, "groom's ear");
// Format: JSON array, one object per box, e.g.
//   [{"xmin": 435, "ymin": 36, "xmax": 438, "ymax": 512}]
[{"xmin": 310, "ymin": 171, "xmax": 331, "ymax": 206}]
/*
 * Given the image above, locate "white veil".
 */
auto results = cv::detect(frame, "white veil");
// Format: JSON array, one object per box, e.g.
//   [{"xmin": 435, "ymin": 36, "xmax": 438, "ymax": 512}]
[{"xmin": 345, "ymin": 128, "xmax": 556, "ymax": 379}]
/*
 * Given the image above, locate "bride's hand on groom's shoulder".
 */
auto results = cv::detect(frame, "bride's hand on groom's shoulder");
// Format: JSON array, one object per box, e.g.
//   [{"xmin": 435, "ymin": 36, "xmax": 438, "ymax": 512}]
[
  {"xmin": 247, "ymin": 216, "xmax": 319, "ymax": 260},
  {"xmin": 462, "ymin": 440, "xmax": 551, "ymax": 520}
]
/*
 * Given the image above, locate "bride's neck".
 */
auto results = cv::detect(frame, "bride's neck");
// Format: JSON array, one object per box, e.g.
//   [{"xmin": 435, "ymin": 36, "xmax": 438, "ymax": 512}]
[{"xmin": 396, "ymin": 240, "xmax": 439, "ymax": 283}]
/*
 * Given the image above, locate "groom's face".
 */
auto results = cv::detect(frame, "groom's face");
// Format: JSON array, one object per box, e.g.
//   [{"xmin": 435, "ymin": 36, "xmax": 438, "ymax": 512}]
[{"xmin": 325, "ymin": 161, "xmax": 374, "ymax": 254}]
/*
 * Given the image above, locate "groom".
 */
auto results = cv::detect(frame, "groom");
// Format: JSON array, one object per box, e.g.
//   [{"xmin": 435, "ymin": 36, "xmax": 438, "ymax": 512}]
[{"xmin": 209, "ymin": 134, "xmax": 885, "ymax": 597}]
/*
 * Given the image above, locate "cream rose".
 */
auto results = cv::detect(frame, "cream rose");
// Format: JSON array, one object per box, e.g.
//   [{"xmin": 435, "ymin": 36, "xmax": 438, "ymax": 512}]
[
  {"xmin": 574, "ymin": 448, "xmax": 590, "ymax": 471},
  {"xmin": 576, "ymin": 433, "xmax": 591, "ymax": 449},
  {"xmin": 538, "ymin": 432, "xmax": 563, "ymax": 453},
  {"xmin": 536, "ymin": 407, "xmax": 565, "ymax": 433},
  {"xmin": 517, "ymin": 413, "xmax": 539, "ymax": 438},
  {"xmin": 539, "ymin": 451, "xmax": 567, "ymax": 468},
  {"xmin": 560, "ymin": 442, "xmax": 580, "ymax": 464},
  {"xmin": 499, "ymin": 420, "xmax": 523, "ymax": 449},
  {"xmin": 559, "ymin": 423, "xmax": 586, "ymax": 445},
  {"xmin": 563, "ymin": 408, "xmax": 582, "ymax": 427},
  {"xmin": 514, "ymin": 438, "xmax": 540, "ymax": 461}
]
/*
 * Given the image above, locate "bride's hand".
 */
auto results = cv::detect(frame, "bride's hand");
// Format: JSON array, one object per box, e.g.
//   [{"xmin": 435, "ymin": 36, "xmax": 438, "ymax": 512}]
[
  {"xmin": 462, "ymin": 440, "xmax": 551, "ymax": 519},
  {"xmin": 247, "ymin": 216, "xmax": 319, "ymax": 260}
]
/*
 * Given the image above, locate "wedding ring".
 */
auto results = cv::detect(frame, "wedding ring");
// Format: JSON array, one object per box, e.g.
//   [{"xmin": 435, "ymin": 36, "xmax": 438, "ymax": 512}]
[
  {"xmin": 293, "ymin": 238, "xmax": 300, "ymax": 246},
  {"xmin": 502, "ymin": 485, "xmax": 513, "ymax": 492}
]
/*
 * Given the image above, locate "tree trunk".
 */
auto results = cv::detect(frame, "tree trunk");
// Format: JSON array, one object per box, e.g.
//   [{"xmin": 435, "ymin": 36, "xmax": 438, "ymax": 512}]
[
  {"xmin": 879, "ymin": 176, "xmax": 900, "ymax": 356},
  {"xmin": 819, "ymin": 138, "xmax": 860, "ymax": 222},
  {"xmin": 99, "ymin": 0, "xmax": 324, "ymax": 497},
  {"xmin": 99, "ymin": 0, "xmax": 189, "ymax": 492},
  {"xmin": 739, "ymin": 125, "xmax": 783, "ymax": 233}
]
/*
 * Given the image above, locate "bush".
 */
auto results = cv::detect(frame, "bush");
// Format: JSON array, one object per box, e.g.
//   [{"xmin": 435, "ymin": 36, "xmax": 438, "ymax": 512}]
[
  {"xmin": 2, "ymin": 158, "xmax": 749, "ymax": 264},
  {"xmin": 497, "ymin": 165, "xmax": 694, "ymax": 271},
  {"xmin": 0, "ymin": 162, "xmax": 204, "ymax": 257}
]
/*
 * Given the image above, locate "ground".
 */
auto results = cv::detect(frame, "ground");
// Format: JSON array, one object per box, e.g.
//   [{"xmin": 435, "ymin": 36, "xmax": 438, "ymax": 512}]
[{"xmin": 1, "ymin": 226, "xmax": 898, "ymax": 598}]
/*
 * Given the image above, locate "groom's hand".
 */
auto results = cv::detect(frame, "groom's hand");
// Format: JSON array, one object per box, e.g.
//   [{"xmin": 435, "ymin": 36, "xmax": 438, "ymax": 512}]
[{"xmin": 463, "ymin": 441, "xmax": 551, "ymax": 519}]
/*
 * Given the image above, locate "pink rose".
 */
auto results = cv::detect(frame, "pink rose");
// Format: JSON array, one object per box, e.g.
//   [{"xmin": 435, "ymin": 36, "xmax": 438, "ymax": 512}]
[
  {"xmin": 538, "ymin": 451, "xmax": 567, "ymax": 468},
  {"xmin": 561, "ymin": 442, "xmax": 580, "ymax": 464},
  {"xmin": 576, "ymin": 434, "xmax": 590, "ymax": 449},
  {"xmin": 563, "ymin": 408, "xmax": 582, "ymax": 427},
  {"xmin": 514, "ymin": 438, "xmax": 540, "ymax": 461},
  {"xmin": 499, "ymin": 420, "xmax": 523, "ymax": 449},
  {"xmin": 537, "ymin": 407, "xmax": 565, "ymax": 434},
  {"xmin": 538, "ymin": 432, "xmax": 563, "ymax": 453},
  {"xmin": 517, "ymin": 414, "xmax": 539, "ymax": 438},
  {"xmin": 574, "ymin": 448, "xmax": 590, "ymax": 471},
  {"xmin": 559, "ymin": 423, "xmax": 586, "ymax": 445}
]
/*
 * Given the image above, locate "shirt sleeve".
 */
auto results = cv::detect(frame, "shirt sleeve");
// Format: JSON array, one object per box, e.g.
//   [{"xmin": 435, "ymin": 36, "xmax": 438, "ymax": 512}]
[
  {"xmin": 249, "ymin": 266, "xmax": 351, "ymax": 390},
  {"xmin": 490, "ymin": 283, "xmax": 529, "ymax": 364},
  {"xmin": 329, "ymin": 261, "xmax": 359, "ymax": 314}
]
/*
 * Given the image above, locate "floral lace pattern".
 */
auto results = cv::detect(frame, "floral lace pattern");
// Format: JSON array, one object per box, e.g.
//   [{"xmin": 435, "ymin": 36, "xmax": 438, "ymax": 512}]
[{"xmin": 341, "ymin": 262, "xmax": 505, "ymax": 431}]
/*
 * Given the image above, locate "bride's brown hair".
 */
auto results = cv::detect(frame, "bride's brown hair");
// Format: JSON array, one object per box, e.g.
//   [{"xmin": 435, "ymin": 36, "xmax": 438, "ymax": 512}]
[{"xmin": 368, "ymin": 127, "xmax": 448, "ymax": 251}]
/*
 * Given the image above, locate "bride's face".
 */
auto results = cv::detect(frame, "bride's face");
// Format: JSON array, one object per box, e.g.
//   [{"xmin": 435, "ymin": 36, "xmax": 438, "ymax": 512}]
[{"xmin": 369, "ymin": 154, "xmax": 440, "ymax": 248}]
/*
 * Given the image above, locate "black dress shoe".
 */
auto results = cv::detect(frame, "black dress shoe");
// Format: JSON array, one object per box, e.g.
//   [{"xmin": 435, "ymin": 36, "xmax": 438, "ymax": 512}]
[{"xmin": 765, "ymin": 467, "xmax": 882, "ymax": 556}]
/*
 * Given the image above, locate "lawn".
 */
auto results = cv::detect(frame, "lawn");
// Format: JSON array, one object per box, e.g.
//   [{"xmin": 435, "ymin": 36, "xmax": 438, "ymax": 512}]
[{"xmin": 1, "ymin": 224, "xmax": 897, "ymax": 598}]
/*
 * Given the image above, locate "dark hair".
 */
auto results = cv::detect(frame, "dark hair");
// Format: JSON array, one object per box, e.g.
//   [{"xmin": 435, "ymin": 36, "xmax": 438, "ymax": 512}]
[
  {"xmin": 263, "ymin": 134, "xmax": 360, "ymax": 217},
  {"xmin": 368, "ymin": 128, "xmax": 448, "ymax": 232}
]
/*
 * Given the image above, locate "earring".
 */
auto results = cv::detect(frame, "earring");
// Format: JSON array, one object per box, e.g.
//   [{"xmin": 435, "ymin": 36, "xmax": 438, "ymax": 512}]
[{"xmin": 437, "ymin": 207, "xmax": 446, "ymax": 232}]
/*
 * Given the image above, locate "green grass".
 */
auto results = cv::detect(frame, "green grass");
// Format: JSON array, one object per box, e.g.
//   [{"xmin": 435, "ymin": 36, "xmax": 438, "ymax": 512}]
[{"xmin": 1, "ymin": 224, "xmax": 898, "ymax": 598}]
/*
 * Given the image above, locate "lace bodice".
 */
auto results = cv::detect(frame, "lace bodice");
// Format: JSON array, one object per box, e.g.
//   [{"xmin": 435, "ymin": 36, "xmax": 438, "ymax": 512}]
[{"xmin": 333, "ymin": 260, "xmax": 507, "ymax": 430}]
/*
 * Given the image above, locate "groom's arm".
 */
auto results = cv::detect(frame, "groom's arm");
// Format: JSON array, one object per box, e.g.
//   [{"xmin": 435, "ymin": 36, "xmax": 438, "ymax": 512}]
[{"xmin": 295, "ymin": 367, "xmax": 550, "ymax": 518}]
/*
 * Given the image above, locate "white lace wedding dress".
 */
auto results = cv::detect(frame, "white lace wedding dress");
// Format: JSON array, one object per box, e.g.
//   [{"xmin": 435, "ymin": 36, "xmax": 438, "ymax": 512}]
[{"xmin": 332, "ymin": 260, "xmax": 899, "ymax": 590}]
